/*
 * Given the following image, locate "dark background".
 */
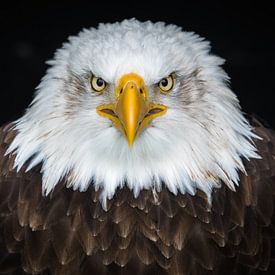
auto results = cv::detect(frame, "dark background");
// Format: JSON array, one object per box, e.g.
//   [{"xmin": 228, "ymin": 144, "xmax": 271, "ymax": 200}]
[{"xmin": 0, "ymin": 2, "xmax": 274, "ymax": 127}]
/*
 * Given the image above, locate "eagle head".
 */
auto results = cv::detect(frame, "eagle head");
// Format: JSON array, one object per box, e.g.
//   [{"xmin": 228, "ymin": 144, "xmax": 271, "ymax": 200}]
[{"xmin": 8, "ymin": 19, "xmax": 258, "ymax": 207}]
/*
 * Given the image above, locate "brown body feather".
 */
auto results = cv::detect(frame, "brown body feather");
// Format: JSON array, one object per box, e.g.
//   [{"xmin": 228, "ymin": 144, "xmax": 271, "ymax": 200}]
[{"xmin": 0, "ymin": 117, "xmax": 275, "ymax": 275}]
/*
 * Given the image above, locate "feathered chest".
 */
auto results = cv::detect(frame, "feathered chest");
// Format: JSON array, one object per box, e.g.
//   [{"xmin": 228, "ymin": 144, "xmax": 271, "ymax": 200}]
[{"xmin": 0, "ymin": 119, "xmax": 275, "ymax": 275}]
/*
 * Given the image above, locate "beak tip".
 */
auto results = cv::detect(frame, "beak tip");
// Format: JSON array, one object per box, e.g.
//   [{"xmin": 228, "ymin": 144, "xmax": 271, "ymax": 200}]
[{"xmin": 127, "ymin": 138, "xmax": 135, "ymax": 149}]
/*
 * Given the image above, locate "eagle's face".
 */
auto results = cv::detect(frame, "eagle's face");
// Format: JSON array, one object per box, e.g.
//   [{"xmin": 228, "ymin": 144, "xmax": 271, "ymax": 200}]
[{"xmin": 9, "ymin": 19, "xmax": 258, "ymax": 206}]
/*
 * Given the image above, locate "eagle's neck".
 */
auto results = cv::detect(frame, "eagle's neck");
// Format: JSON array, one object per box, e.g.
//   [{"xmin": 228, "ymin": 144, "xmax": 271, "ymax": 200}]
[{"xmin": 7, "ymin": 106, "xmax": 259, "ymax": 208}]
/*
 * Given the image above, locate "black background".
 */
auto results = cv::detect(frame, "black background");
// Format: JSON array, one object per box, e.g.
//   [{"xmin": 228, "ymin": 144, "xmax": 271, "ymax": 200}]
[{"xmin": 0, "ymin": 2, "xmax": 274, "ymax": 127}]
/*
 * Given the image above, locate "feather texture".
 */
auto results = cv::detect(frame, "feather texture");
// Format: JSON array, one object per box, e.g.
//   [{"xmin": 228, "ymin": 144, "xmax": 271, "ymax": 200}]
[{"xmin": 0, "ymin": 117, "xmax": 275, "ymax": 274}]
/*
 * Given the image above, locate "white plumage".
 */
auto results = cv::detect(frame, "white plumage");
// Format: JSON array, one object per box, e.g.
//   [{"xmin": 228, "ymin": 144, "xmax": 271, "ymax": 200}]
[{"xmin": 7, "ymin": 19, "xmax": 259, "ymax": 207}]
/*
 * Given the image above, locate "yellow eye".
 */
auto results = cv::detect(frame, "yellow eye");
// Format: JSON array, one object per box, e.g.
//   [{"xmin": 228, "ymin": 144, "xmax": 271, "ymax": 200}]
[
  {"xmin": 90, "ymin": 76, "xmax": 107, "ymax": 92},
  {"xmin": 158, "ymin": 75, "xmax": 174, "ymax": 93}
]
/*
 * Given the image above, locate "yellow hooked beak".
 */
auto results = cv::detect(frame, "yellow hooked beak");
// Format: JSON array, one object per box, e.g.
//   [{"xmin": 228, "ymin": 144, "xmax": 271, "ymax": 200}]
[{"xmin": 96, "ymin": 73, "xmax": 167, "ymax": 147}]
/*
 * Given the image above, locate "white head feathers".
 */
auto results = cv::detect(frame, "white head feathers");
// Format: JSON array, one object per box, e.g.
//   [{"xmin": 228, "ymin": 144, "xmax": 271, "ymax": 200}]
[{"xmin": 7, "ymin": 19, "xmax": 259, "ymax": 207}]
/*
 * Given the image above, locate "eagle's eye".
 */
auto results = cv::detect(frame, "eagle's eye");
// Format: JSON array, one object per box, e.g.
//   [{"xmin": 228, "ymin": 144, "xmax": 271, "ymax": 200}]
[
  {"xmin": 158, "ymin": 75, "xmax": 174, "ymax": 93},
  {"xmin": 90, "ymin": 76, "xmax": 107, "ymax": 92}
]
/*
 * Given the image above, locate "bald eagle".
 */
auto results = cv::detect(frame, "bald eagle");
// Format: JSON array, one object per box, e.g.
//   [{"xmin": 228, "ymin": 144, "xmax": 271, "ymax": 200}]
[{"xmin": 0, "ymin": 19, "xmax": 274, "ymax": 275}]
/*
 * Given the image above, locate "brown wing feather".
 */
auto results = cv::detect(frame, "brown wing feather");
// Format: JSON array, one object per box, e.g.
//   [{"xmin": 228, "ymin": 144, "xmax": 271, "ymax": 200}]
[{"xmin": 0, "ymin": 116, "xmax": 275, "ymax": 275}]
